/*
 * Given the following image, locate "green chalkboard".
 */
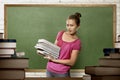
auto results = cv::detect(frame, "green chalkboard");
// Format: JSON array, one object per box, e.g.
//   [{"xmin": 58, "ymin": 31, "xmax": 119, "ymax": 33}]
[{"xmin": 4, "ymin": 4, "xmax": 116, "ymax": 69}]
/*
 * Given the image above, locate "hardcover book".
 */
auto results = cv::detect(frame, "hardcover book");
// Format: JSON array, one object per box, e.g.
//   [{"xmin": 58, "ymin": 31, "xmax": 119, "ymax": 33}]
[
  {"xmin": 99, "ymin": 58, "xmax": 120, "ymax": 67},
  {"xmin": 0, "ymin": 48, "xmax": 15, "ymax": 55},
  {"xmin": 85, "ymin": 66, "xmax": 120, "ymax": 76},
  {"xmin": 0, "ymin": 39, "xmax": 16, "ymax": 48},
  {"xmin": 0, "ymin": 58, "xmax": 29, "ymax": 69},
  {"xmin": 0, "ymin": 39, "xmax": 16, "ymax": 57},
  {"xmin": 91, "ymin": 75, "xmax": 120, "ymax": 80},
  {"xmin": 0, "ymin": 69, "xmax": 25, "ymax": 79}
]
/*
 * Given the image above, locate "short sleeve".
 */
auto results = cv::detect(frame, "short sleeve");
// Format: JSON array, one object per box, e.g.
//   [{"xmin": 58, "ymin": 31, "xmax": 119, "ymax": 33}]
[
  {"xmin": 56, "ymin": 31, "xmax": 64, "ymax": 40},
  {"xmin": 72, "ymin": 40, "xmax": 81, "ymax": 50}
]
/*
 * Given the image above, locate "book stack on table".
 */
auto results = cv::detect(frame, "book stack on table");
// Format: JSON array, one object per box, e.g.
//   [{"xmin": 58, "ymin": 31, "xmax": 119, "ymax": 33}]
[
  {"xmin": 0, "ymin": 57, "xmax": 29, "ymax": 80},
  {"xmin": 0, "ymin": 39, "xmax": 16, "ymax": 57},
  {"xmin": 85, "ymin": 48, "xmax": 120, "ymax": 80}
]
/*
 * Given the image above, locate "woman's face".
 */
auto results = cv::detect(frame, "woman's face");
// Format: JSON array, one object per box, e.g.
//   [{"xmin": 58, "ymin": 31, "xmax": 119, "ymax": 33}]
[{"xmin": 66, "ymin": 19, "xmax": 79, "ymax": 35}]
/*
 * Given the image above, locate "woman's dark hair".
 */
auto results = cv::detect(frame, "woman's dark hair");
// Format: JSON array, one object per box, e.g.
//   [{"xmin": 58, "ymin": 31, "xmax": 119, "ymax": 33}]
[{"xmin": 68, "ymin": 12, "xmax": 82, "ymax": 26}]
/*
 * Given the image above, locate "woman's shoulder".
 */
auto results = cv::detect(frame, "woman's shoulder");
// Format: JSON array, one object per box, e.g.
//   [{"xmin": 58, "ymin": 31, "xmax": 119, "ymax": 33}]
[
  {"xmin": 56, "ymin": 30, "xmax": 65, "ymax": 40},
  {"xmin": 75, "ymin": 38, "xmax": 81, "ymax": 44},
  {"xmin": 57, "ymin": 30, "xmax": 65, "ymax": 36},
  {"xmin": 58, "ymin": 30, "xmax": 65, "ymax": 34}
]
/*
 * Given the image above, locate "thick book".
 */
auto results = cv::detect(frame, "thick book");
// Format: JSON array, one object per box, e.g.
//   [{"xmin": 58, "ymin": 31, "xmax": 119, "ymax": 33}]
[
  {"xmin": 99, "ymin": 58, "xmax": 120, "ymax": 67},
  {"xmin": 0, "ymin": 69, "xmax": 25, "ymax": 79},
  {"xmin": 85, "ymin": 66, "xmax": 120, "ymax": 76},
  {"xmin": 0, "ymin": 58, "xmax": 29, "ymax": 69},
  {"xmin": 109, "ymin": 53, "xmax": 120, "ymax": 58},
  {"xmin": 0, "ymin": 48, "xmax": 15, "ymax": 57},
  {"xmin": 91, "ymin": 75, "xmax": 120, "ymax": 80},
  {"xmin": 0, "ymin": 39, "xmax": 16, "ymax": 48},
  {"xmin": 103, "ymin": 48, "xmax": 120, "ymax": 56},
  {"xmin": 35, "ymin": 39, "xmax": 60, "ymax": 59}
]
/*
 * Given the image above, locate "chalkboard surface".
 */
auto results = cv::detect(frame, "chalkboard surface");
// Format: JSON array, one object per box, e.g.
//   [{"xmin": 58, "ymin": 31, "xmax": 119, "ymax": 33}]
[{"xmin": 4, "ymin": 4, "xmax": 116, "ymax": 69}]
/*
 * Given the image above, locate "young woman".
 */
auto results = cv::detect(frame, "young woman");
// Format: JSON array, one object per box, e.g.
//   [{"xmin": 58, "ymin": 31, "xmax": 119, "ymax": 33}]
[{"xmin": 44, "ymin": 12, "xmax": 82, "ymax": 77}]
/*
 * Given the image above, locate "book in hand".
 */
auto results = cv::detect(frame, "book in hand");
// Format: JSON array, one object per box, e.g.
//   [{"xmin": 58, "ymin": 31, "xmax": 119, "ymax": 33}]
[{"xmin": 35, "ymin": 39, "xmax": 60, "ymax": 59}]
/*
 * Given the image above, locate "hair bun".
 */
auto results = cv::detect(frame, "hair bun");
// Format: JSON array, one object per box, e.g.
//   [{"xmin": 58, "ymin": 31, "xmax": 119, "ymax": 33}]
[{"xmin": 75, "ymin": 12, "xmax": 82, "ymax": 18}]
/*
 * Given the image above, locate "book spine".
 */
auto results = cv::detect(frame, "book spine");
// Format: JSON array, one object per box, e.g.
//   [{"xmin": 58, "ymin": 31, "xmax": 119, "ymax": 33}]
[
  {"xmin": 0, "ymin": 69, "xmax": 25, "ymax": 79},
  {"xmin": 0, "ymin": 59, "xmax": 29, "ymax": 69},
  {"xmin": 85, "ymin": 66, "xmax": 120, "ymax": 76},
  {"xmin": 99, "ymin": 58, "xmax": 120, "ymax": 67},
  {"xmin": 91, "ymin": 75, "xmax": 120, "ymax": 80},
  {"xmin": 0, "ymin": 48, "xmax": 15, "ymax": 54}
]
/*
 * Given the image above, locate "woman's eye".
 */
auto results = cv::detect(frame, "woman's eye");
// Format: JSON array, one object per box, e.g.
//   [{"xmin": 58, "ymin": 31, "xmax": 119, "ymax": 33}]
[{"xmin": 70, "ymin": 24, "xmax": 73, "ymax": 27}]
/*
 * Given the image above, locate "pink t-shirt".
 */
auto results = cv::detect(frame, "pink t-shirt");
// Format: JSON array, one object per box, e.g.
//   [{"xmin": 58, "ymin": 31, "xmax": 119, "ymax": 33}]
[{"xmin": 47, "ymin": 31, "xmax": 81, "ymax": 74}]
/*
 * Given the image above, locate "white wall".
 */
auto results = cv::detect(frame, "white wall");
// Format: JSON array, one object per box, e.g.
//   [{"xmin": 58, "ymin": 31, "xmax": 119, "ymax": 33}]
[{"xmin": 0, "ymin": 0, "xmax": 120, "ymax": 39}]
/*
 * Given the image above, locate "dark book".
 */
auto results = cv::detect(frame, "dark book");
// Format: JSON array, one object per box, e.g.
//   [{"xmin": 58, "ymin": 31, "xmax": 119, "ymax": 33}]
[
  {"xmin": 0, "ymin": 57, "xmax": 29, "ymax": 69},
  {"xmin": 99, "ymin": 58, "xmax": 120, "ymax": 67},
  {"xmin": 85, "ymin": 66, "xmax": 120, "ymax": 76},
  {"xmin": 0, "ymin": 39, "xmax": 16, "ymax": 48},
  {"xmin": 91, "ymin": 75, "xmax": 120, "ymax": 80},
  {"xmin": 0, "ymin": 69, "xmax": 25, "ymax": 79},
  {"xmin": 103, "ymin": 48, "xmax": 120, "ymax": 56}
]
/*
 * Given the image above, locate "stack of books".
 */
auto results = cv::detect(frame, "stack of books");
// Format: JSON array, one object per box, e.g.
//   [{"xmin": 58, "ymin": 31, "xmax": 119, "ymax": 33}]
[
  {"xmin": 0, "ymin": 57, "xmax": 29, "ymax": 80},
  {"xmin": 85, "ymin": 48, "xmax": 120, "ymax": 80},
  {"xmin": 35, "ymin": 39, "xmax": 60, "ymax": 59},
  {"xmin": 0, "ymin": 35, "xmax": 29, "ymax": 79},
  {"xmin": 0, "ymin": 39, "xmax": 16, "ymax": 57}
]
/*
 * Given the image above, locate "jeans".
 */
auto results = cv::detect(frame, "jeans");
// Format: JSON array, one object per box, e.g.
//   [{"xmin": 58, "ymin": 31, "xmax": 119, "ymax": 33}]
[{"xmin": 46, "ymin": 70, "xmax": 70, "ymax": 77}]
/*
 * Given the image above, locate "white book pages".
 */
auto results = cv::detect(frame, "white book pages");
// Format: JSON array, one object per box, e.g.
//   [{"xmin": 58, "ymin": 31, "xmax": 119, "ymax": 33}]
[
  {"xmin": 0, "ymin": 49, "xmax": 15, "ymax": 54},
  {"xmin": 0, "ymin": 54, "xmax": 11, "ymax": 57},
  {"xmin": 0, "ymin": 43, "xmax": 16, "ymax": 48},
  {"xmin": 35, "ymin": 43, "xmax": 59, "ymax": 55},
  {"xmin": 0, "ymin": 55, "xmax": 11, "ymax": 58},
  {"xmin": 35, "ymin": 39, "xmax": 60, "ymax": 59},
  {"xmin": 38, "ymin": 39, "xmax": 60, "ymax": 49},
  {"xmin": 37, "ymin": 50, "xmax": 48, "ymax": 56},
  {"xmin": 115, "ymin": 43, "xmax": 120, "ymax": 48},
  {"xmin": 37, "ymin": 50, "xmax": 57, "ymax": 59}
]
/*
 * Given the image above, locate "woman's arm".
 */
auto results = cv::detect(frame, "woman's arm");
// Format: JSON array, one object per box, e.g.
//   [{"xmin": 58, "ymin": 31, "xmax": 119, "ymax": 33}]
[
  {"xmin": 54, "ymin": 39, "xmax": 58, "ymax": 45},
  {"xmin": 44, "ymin": 38, "xmax": 79, "ymax": 66}
]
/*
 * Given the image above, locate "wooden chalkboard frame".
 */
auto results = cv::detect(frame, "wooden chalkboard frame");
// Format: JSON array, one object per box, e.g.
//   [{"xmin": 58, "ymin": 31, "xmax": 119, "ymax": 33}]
[{"xmin": 4, "ymin": 4, "xmax": 116, "ymax": 69}]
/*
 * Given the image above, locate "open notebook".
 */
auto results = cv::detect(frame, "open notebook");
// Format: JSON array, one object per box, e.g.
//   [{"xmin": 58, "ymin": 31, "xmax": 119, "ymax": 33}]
[{"xmin": 35, "ymin": 39, "xmax": 60, "ymax": 59}]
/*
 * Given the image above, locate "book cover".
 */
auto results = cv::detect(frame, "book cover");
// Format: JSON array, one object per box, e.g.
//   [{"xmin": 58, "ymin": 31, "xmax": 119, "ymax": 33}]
[
  {"xmin": 99, "ymin": 58, "xmax": 120, "ymax": 67},
  {"xmin": 0, "ymin": 69, "xmax": 25, "ymax": 79},
  {"xmin": 0, "ymin": 39, "xmax": 16, "ymax": 48},
  {"xmin": 85, "ymin": 66, "xmax": 120, "ymax": 76},
  {"xmin": 91, "ymin": 75, "xmax": 120, "ymax": 80},
  {"xmin": 0, "ymin": 58, "xmax": 29, "ymax": 69}
]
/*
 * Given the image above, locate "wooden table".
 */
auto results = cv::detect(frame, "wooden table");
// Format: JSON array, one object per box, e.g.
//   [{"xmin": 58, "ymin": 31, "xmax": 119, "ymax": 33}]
[{"xmin": 25, "ymin": 77, "xmax": 83, "ymax": 80}]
